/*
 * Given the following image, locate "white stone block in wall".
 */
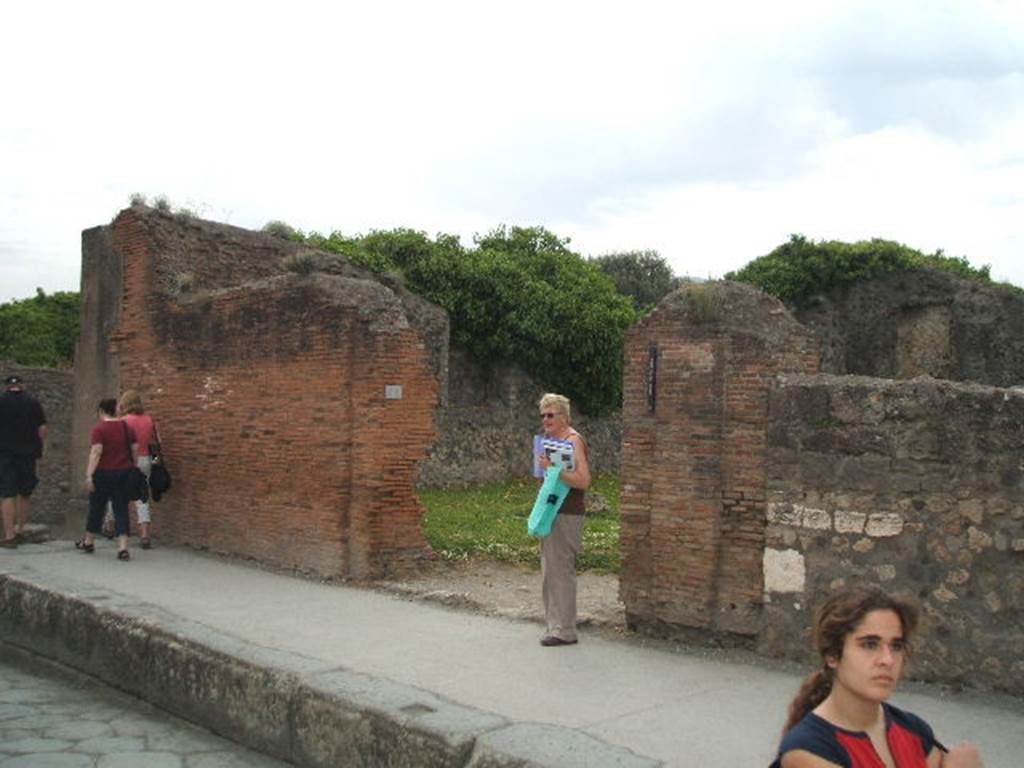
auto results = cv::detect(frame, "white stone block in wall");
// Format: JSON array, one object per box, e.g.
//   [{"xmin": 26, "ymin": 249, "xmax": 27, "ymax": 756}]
[
  {"xmin": 764, "ymin": 548, "xmax": 806, "ymax": 594},
  {"xmin": 865, "ymin": 513, "xmax": 904, "ymax": 537},
  {"xmin": 799, "ymin": 506, "xmax": 832, "ymax": 530},
  {"xmin": 834, "ymin": 509, "xmax": 867, "ymax": 534}
]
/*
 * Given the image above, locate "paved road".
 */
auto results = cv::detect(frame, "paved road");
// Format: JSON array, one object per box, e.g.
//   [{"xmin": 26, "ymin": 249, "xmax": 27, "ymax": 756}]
[{"xmin": 0, "ymin": 648, "xmax": 289, "ymax": 768}]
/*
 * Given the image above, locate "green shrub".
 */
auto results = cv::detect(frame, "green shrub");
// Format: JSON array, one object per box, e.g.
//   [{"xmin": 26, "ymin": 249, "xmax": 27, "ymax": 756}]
[
  {"xmin": 726, "ymin": 235, "xmax": 1004, "ymax": 303},
  {"xmin": 684, "ymin": 283, "xmax": 723, "ymax": 323},
  {"xmin": 262, "ymin": 220, "xmax": 299, "ymax": 240},
  {"xmin": 283, "ymin": 252, "xmax": 317, "ymax": 276},
  {"xmin": 0, "ymin": 289, "xmax": 80, "ymax": 368},
  {"xmin": 298, "ymin": 225, "xmax": 637, "ymax": 415}
]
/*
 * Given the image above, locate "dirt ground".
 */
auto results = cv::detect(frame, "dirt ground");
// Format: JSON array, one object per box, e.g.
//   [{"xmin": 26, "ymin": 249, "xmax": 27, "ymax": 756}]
[{"xmin": 375, "ymin": 558, "xmax": 627, "ymax": 635}]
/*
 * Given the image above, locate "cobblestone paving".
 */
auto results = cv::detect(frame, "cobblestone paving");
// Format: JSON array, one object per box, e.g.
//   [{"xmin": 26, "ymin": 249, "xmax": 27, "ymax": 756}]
[{"xmin": 0, "ymin": 651, "xmax": 290, "ymax": 768}]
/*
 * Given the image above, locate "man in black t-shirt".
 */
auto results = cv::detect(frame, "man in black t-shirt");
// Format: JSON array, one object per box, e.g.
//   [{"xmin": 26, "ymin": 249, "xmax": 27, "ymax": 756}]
[{"xmin": 0, "ymin": 374, "xmax": 48, "ymax": 547}]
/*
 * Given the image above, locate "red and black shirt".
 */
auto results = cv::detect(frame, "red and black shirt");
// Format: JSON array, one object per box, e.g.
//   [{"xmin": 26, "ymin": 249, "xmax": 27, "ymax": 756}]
[{"xmin": 771, "ymin": 703, "xmax": 936, "ymax": 768}]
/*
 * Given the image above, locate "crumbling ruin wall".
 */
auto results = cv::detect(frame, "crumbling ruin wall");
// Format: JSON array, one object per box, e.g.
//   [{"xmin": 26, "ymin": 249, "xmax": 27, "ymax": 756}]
[
  {"xmin": 762, "ymin": 375, "xmax": 1024, "ymax": 694},
  {"xmin": 417, "ymin": 347, "xmax": 621, "ymax": 488},
  {"xmin": 75, "ymin": 207, "xmax": 442, "ymax": 578},
  {"xmin": 793, "ymin": 267, "xmax": 1024, "ymax": 385},
  {"xmin": 619, "ymin": 277, "xmax": 1024, "ymax": 692},
  {"xmin": 620, "ymin": 282, "xmax": 820, "ymax": 639}
]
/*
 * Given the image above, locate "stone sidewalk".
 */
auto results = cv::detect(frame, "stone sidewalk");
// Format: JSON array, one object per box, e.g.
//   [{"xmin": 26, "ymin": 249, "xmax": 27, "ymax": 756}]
[{"xmin": 2, "ymin": 541, "xmax": 1022, "ymax": 767}]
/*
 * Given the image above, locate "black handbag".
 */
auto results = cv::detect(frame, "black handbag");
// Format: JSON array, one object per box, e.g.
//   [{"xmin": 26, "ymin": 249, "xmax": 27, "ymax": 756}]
[
  {"xmin": 120, "ymin": 422, "xmax": 150, "ymax": 502},
  {"xmin": 149, "ymin": 459, "xmax": 172, "ymax": 500},
  {"xmin": 125, "ymin": 467, "xmax": 150, "ymax": 502},
  {"xmin": 148, "ymin": 427, "xmax": 172, "ymax": 501}
]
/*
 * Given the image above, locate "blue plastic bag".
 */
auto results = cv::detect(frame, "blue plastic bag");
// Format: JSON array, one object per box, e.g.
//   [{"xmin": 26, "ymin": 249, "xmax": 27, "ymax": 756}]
[{"xmin": 527, "ymin": 466, "xmax": 571, "ymax": 537}]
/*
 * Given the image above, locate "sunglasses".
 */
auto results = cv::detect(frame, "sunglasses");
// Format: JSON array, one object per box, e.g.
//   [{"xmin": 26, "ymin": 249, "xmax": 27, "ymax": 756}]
[{"xmin": 540, "ymin": 412, "xmax": 560, "ymax": 420}]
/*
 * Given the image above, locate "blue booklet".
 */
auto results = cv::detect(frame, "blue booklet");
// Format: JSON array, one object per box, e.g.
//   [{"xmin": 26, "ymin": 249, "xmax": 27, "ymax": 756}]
[{"xmin": 532, "ymin": 435, "xmax": 576, "ymax": 479}]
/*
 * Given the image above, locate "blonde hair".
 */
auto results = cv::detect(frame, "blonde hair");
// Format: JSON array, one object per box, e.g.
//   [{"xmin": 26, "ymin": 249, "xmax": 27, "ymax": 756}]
[
  {"xmin": 118, "ymin": 389, "xmax": 145, "ymax": 415},
  {"xmin": 538, "ymin": 393, "xmax": 571, "ymax": 422}
]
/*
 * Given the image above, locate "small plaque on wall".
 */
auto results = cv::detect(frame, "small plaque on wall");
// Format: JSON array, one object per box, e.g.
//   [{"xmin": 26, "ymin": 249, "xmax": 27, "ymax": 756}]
[{"xmin": 385, "ymin": 384, "xmax": 403, "ymax": 400}]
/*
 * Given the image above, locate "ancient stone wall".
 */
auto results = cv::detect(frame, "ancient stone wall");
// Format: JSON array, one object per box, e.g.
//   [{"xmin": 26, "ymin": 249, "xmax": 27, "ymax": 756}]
[
  {"xmin": 761, "ymin": 374, "xmax": 1024, "ymax": 694},
  {"xmin": 793, "ymin": 267, "xmax": 1024, "ymax": 386},
  {"xmin": 0, "ymin": 362, "xmax": 76, "ymax": 531},
  {"xmin": 620, "ymin": 278, "xmax": 1024, "ymax": 692},
  {"xmin": 619, "ymin": 283, "xmax": 819, "ymax": 638},
  {"xmin": 76, "ymin": 207, "xmax": 441, "ymax": 578},
  {"xmin": 417, "ymin": 347, "xmax": 621, "ymax": 488}
]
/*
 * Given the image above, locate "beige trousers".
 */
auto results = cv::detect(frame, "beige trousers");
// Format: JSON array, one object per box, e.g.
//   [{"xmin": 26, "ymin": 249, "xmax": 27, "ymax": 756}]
[{"xmin": 541, "ymin": 512, "xmax": 585, "ymax": 641}]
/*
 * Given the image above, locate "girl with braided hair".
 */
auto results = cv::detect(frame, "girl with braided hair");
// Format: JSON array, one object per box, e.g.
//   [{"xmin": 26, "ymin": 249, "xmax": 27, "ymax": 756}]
[{"xmin": 772, "ymin": 586, "xmax": 983, "ymax": 768}]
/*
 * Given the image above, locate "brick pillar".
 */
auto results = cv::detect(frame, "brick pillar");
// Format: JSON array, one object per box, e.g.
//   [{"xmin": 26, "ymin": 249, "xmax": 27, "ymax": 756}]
[{"xmin": 620, "ymin": 283, "xmax": 819, "ymax": 639}]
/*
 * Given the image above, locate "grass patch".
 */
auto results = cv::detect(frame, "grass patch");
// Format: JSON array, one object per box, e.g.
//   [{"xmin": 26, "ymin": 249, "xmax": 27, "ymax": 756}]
[{"xmin": 419, "ymin": 473, "xmax": 621, "ymax": 573}]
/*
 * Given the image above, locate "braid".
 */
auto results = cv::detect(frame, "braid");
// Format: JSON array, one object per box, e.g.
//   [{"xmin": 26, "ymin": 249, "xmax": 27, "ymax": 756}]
[{"xmin": 782, "ymin": 669, "xmax": 832, "ymax": 735}]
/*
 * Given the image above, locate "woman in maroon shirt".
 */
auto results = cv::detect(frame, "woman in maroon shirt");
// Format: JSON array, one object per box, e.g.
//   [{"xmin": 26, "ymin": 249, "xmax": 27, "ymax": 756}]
[{"xmin": 77, "ymin": 398, "xmax": 136, "ymax": 561}]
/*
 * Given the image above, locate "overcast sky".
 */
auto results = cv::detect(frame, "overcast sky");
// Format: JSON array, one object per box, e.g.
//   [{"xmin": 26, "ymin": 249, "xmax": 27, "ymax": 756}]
[{"xmin": 2, "ymin": 0, "xmax": 1022, "ymax": 304}]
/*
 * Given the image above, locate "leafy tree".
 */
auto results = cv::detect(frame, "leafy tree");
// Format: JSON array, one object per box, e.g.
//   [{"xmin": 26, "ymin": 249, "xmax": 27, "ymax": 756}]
[
  {"xmin": 0, "ymin": 289, "xmax": 80, "ymax": 368},
  {"xmin": 590, "ymin": 249, "xmax": 682, "ymax": 311},
  {"xmin": 298, "ymin": 225, "xmax": 637, "ymax": 415},
  {"xmin": 727, "ymin": 235, "xmax": 999, "ymax": 303}
]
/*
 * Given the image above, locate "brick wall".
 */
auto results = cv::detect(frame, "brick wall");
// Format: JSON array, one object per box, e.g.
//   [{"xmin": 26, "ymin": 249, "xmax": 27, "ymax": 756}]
[
  {"xmin": 77, "ymin": 208, "xmax": 438, "ymax": 578},
  {"xmin": 620, "ymin": 283, "xmax": 819, "ymax": 638},
  {"xmin": 762, "ymin": 374, "xmax": 1024, "ymax": 694}
]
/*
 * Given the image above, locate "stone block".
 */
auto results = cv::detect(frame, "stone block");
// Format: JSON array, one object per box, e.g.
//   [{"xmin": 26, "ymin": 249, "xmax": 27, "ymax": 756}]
[
  {"xmin": 874, "ymin": 565, "xmax": 896, "ymax": 581},
  {"xmin": 834, "ymin": 510, "xmax": 866, "ymax": 534},
  {"xmin": 958, "ymin": 499, "xmax": 985, "ymax": 525},
  {"xmin": 798, "ymin": 506, "xmax": 831, "ymax": 531},
  {"xmin": 763, "ymin": 548, "xmax": 806, "ymax": 594},
  {"xmin": 967, "ymin": 526, "xmax": 994, "ymax": 551},
  {"xmin": 865, "ymin": 513, "xmax": 903, "ymax": 537},
  {"xmin": 292, "ymin": 669, "xmax": 506, "ymax": 768}
]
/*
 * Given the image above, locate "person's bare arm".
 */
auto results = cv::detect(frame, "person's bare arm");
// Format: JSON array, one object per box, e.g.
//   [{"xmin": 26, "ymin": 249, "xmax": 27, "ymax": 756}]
[
  {"xmin": 84, "ymin": 444, "xmax": 102, "ymax": 491},
  {"xmin": 931, "ymin": 743, "xmax": 983, "ymax": 768},
  {"xmin": 558, "ymin": 434, "xmax": 591, "ymax": 490}
]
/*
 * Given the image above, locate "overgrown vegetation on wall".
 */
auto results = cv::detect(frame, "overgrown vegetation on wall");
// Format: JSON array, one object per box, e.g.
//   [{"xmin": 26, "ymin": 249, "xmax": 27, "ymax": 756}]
[
  {"xmin": 0, "ymin": 289, "xmax": 79, "ymax": 367},
  {"xmin": 294, "ymin": 224, "xmax": 638, "ymax": 416},
  {"xmin": 727, "ymin": 234, "xmax": 1010, "ymax": 303}
]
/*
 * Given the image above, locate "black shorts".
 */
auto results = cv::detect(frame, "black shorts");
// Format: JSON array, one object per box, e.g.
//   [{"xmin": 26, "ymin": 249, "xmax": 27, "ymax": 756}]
[{"xmin": 0, "ymin": 451, "xmax": 39, "ymax": 498}]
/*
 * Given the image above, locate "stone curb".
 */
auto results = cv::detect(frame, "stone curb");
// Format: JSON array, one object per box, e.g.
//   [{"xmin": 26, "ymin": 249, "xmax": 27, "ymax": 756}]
[{"xmin": 0, "ymin": 570, "xmax": 662, "ymax": 767}]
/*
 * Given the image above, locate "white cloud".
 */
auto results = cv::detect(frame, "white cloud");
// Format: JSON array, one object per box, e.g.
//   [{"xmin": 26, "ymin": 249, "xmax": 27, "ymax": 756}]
[{"xmin": 1, "ymin": 0, "xmax": 1022, "ymax": 301}]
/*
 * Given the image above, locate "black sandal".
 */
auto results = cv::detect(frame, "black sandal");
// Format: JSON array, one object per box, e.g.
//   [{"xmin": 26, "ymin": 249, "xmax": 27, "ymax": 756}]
[
  {"xmin": 75, "ymin": 540, "xmax": 95, "ymax": 554},
  {"xmin": 117, "ymin": 549, "xmax": 130, "ymax": 561}
]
